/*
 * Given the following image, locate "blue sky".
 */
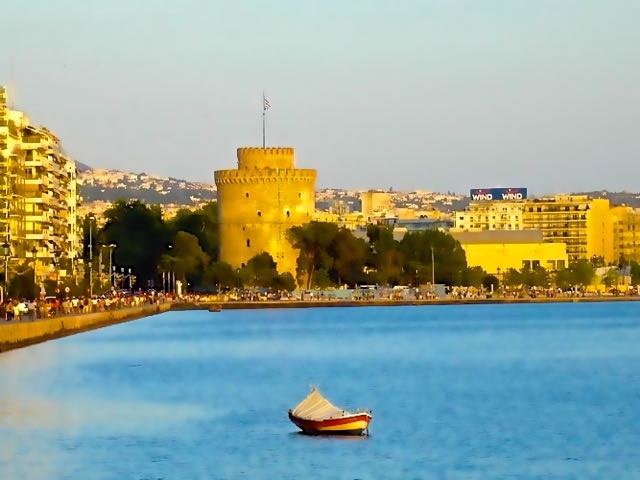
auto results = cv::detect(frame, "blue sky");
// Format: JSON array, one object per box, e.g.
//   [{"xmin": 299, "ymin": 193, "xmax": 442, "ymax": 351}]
[{"xmin": 1, "ymin": 0, "xmax": 638, "ymax": 193}]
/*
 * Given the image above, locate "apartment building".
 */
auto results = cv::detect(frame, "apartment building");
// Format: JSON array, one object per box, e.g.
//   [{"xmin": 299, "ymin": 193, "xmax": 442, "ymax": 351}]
[
  {"xmin": 611, "ymin": 206, "xmax": 640, "ymax": 264},
  {"xmin": 454, "ymin": 202, "xmax": 523, "ymax": 231},
  {"xmin": 522, "ymin": 196, "xmax": 612, "ymax": 264},
  {"xmin": 0, "ymin": 86, "xmax": 81, "ymax": 284},
  {"xmin": 454, "ymin": 195, "xmax": 615, "ymax": 265}
]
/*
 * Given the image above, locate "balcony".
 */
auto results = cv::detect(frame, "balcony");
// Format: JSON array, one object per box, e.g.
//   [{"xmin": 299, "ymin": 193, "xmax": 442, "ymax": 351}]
[{"xmin": 25, "ymin": 212, "xmax": 52, "ymax": 223}]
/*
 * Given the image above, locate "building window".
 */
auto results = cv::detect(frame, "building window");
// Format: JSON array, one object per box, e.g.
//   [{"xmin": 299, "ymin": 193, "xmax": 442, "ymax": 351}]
[
  {"xmin": 298, "ymin": 192, "xmax": 302, "ymax": 198},
  {"xmin": 245, "ymin": 192, "xmax": 249, "ymax": 198},
  {"xmin": 286, "ymin": 211, "xmax": 290, "ymax": 218},
  {"xmin": 246, "ymin": 238, "xmax": 250, "ymax": 247},
  {"xmin": 257, "ymin": 211, "xmax": 262, "ymax": 217}
]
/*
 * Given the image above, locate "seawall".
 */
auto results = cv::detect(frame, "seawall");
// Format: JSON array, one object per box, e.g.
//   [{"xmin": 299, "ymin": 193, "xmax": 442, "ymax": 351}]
[
  {"xmin": 0, "ymin": 303, "xmax": 171, "ymax": 353},
  {"xmin": 172, "ymin": 295, "xmax": 640, "ymax": 311}
]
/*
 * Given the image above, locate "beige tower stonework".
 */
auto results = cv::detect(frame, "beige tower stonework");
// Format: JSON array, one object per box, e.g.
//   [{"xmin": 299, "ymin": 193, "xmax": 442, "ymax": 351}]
[{"xmin": 214, "ymin": 147, "xmax": 316, "ymax": 277}]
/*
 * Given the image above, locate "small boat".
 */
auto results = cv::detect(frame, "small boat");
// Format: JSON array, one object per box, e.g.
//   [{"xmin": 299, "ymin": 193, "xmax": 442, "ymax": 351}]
[{"xmin": 288, "ymin": 387, "xmax": 372, "ymax": 436}]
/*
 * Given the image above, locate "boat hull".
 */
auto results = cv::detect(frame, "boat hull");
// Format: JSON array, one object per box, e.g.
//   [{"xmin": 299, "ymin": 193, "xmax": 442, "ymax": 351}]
[{"xmin": 288, "ymin": 411, "xmax": 372, "ymax": 436}]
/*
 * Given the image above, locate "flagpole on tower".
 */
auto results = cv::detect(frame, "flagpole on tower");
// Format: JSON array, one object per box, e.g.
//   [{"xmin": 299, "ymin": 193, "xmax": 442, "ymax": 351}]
[{"xmin": 262, "ymin": 92, "xmax": 270, "ymax": 148}]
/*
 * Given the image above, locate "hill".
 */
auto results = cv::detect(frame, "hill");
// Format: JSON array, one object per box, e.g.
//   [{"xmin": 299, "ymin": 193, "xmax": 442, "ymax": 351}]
[{"xmin": 78, "ymin": 168, "xmax": 216, "ymax": 205}]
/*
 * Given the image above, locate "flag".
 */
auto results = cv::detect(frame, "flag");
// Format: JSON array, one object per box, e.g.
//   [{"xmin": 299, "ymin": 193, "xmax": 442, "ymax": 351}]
[{"xmin": 263, "ymin": 94, "xmax": 271, "ymax": 111}]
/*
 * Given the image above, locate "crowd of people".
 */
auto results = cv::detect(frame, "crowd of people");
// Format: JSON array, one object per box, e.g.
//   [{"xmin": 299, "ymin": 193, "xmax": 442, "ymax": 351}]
[{"xmin": 1, "ymin": 290, "xmax": 171, "ymax": 322}]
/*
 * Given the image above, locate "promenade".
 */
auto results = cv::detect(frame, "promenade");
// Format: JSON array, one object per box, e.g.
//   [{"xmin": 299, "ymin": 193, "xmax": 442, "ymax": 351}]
[
  {"xmin": 174, "ymin": 294, "xmax": 640, "ymax": 311},
  {"xmin": 0, "ymin": 302, "xmax": 171, "ymax": 353},
  {"xmin": 2, "ymin": 293, "xmax": 638, "ymax": 353}
]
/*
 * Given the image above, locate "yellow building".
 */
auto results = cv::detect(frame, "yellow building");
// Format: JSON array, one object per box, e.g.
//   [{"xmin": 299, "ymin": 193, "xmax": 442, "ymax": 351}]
[
  {"xmin": 611, "ymin": 206, "xmax": 640, "ymax": 263},
  {"xmin": 452, "ymin": 230, "xmax": 568, "ymax": 274},
  {"xmin": 454, "ymin": 201, "xmax": 523, "ymax": 231},
  {"xmin": 214, "ymin": 147, "xmax": 316, "ymax": 277},
  {"xmin": 360, "ymin": 190, "xmax": 392, "ymax": 218},
  {"xmin": 0, "ymin": 86, "xmax": 82, "ymax": 284},
  {"xmin": 0, "ymin": 87, "xmax": 27, "ymax": 260},
  {"xmin": 455, "ymin": 195, "xmax": 615, "ymax": 264},
  {"xmin": 523, "ymin": 196, "xmax": 613, "ymax": 264}
]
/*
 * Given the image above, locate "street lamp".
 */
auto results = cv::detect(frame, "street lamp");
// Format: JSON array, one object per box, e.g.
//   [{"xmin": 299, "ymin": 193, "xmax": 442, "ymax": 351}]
[
  {"xmin": 31, "ymin": 246, "xmax": 38, "ymax": 298},
  {"xmin": 2, "ymin": 242, "xmax": 9, "ymax": 303},
  {"xmin": 2, "ymin": 241, "xmax": 9, "ymax": 285},
  {"xmin": 431, "ymin": 246, "xmax": 435, "ymax": 286},
  {"xmin": 102, "ymin": 243, "xmax": 116, "ymax": 289},
  {"xmin": 88, "ymin": 215, "xmax": 95, "ymax": 297}
]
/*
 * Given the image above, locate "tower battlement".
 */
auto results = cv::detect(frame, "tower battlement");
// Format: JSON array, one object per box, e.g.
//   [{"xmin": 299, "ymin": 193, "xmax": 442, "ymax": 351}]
[
  {"xmin": 214, "ymin": 168, "xmax": 316, "ymax": 185},
  {"xmin": 237, "ymin": 147, "xmax": 295, "ymax": 170}
]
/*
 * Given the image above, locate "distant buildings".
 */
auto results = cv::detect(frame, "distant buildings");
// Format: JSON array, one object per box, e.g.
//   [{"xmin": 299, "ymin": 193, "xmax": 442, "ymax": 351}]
[
  {"xmin": 360, "ymin": 190, "xmax": 392, "ymax": 219},
  {"xmin": 452, "ymin": 191, "xmax": 640, "ymax": 271},
  {"xmin": 214, "ymin": 147, "xmax": 316, "ymax": 277},
  {"xmin": 0, "ymin": 86, "xmax": 81, "ymax": 284},
  {"xmin": 451, "ymin": 230, "xmax": 568, "ymax": 275}
]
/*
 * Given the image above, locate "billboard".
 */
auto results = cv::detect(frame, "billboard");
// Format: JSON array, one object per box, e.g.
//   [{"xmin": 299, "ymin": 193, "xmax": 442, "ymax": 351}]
[{"xmin": 470, "ymin": 188, "xmax": 527, "ymax": 201}]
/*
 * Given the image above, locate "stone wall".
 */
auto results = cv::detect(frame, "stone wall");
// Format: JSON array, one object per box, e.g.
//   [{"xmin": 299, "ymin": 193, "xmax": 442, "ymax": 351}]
[{"xmin": 0, "ymin": 303, "xmax": 171, "ymax": 353}]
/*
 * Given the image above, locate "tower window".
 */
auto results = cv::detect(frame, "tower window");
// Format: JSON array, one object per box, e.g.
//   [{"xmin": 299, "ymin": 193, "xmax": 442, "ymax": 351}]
[
  {"xmin": 245, "ymin": 192, "xmax": 249, "ymax": 198},
  {"xmin": 257, "ymin": 211, "xmax": 262, "ymax": 217},
  {"xmin": 286, "ymin": 211, "xmax": 290, "ymax": 218},
  {"xmin": 246, "ymin": 238, "xmax": 250, "ymax": 247},
  {"xmin": 298, "ymin": 192, "xmax": 302, "ymax": 198}
]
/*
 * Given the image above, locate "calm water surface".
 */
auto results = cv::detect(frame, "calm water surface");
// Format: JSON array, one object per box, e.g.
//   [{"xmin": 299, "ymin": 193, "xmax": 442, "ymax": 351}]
[{"xmin": 1, "ymin": 303, "xmax": 640, "ymax": 479}]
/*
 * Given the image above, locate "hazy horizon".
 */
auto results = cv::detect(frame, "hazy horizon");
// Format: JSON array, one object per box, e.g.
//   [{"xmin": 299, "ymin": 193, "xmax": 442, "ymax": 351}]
[{"xmin": 2, "ymin": 0, "xmax": 638, "ymax": 193}]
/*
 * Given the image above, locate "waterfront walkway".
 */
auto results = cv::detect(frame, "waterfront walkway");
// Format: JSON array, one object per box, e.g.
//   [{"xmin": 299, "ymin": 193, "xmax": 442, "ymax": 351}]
[
  {"xmin": 0, "ymin": 302, "xmax": 171, "ymax": 353},
  {"xmin": 174, "ymin": 293, "xmax": 640, "ymax": 311}
]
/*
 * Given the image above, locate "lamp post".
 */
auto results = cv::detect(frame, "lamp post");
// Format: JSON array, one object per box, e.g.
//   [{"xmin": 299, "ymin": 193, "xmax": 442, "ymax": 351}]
[
  {"xmin": 496, "ymin": 267, "xmax": 502, "ymax": 296},
  {"xmin": 31, "ymin": 246, "xmax": 38, "ymax": 299},
  {"xmin": 102, "ymin": 243, "xmax": 116, "ymax": 289},
  {"xmin": 2, "ymin": 242, "xmax": 9, "ymax": 304},
  {"xmin": 2, "ymin": 241, "xmax": 9, "ymax": 286},
  {"xmin": 431, "ymin": 246, "xmax": 435, "ymax": 286},
  {"xmin": 88, "ymin": 215, "xmax": 95, "ymax": 297}
]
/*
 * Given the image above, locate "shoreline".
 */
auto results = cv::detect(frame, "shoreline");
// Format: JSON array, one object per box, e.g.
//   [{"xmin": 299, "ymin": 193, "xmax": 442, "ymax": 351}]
[
  {"xmin": 172, "ymin": 295, "xmax": 640, "ymax": 311},
  {"xmin": 0, "ymin": 303, "xmax": 171, "ymax": 353},
  {"xmin": 2, "ymin": 296, "xmax": 637, "ymax": 353}
]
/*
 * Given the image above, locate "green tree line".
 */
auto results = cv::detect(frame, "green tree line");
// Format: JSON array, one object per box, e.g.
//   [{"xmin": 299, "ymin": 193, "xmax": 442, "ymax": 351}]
[{"xmin": 82, "ymin": 201, "xmax": 639, "ymax": 293}]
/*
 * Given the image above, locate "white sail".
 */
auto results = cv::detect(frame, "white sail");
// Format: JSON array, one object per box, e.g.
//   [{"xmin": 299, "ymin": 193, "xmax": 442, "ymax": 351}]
[{"xmin": 291, "ymin": 387, "xmax": 349, "ymax": 421}]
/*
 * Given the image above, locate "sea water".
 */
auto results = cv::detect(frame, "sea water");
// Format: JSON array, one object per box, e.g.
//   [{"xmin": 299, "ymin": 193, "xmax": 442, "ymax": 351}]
[{"xmin": 1, "ymin": 303, "xmax": 639, "ymax": 479}]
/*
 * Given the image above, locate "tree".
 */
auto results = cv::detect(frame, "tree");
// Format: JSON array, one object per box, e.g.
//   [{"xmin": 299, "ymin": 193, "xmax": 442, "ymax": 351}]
[
  {"xmin": 101, "ymin": 200, "xmax": 171, "ymax": 288},
  {"xmin": 630, "ymin": 261, "xmax": 640, "ymax": 285},
  {"xmin": 160, "ymin": 231, "xmax": 210, "ymax": 288},
  {"xmin": 8, "ymin": 263, "xmax": 36, "ymax": 300},
  {"xmin": 273, "ymin": 272, "xmax": 296, "ymax": 292},
  {"xmin": 204, "ymin": 261, "xmax": 239, "ymax": 290},
  {"xmin": 503, "ymin": 268, "xmax": 522, "ymax": 287},
  {"xmin": 460, "ymin": 266, "xmax": 486, "ymax": 287},
  {"xmin": 365, "ymin": 225, "xmax": 403, "ymax": 285},
  {"xmin": 168, "ymin": 202, "xmax": 219, "ymax": 260},
  {"xmin": 328, "ymin": 229, "xmax": 368, "ymax": 286},
  {"xmin": 521, "ymin": 266, "xmax": 549, "ymax": 288},
  {"xmin": 554, "ymin": 268, "xmax": 574, "ymax": 290},
  {"xmin": 239, "ymin": 253, "xmax": 279, "ymax": 288},
  {"xmin": 399, "ymin": 230, "xmax": 467, "ymax": 285},
  {"xmin": 288, "ymin": 222, "xmax": 339, "ymax": 288},
  {"xmin": 571, "ymin": 259, "xmax": 595, "ymax": 286},
  {"xmin": 554, "ymin": 260, "xmax": 596, "ymax": 290},
  {"xmin": 602, "ymin": 268, "xmax": 619, "ymax": 289},
  {"xmin": 482, "ymin": 274, "xmax": 499, "ymax": 290}
]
